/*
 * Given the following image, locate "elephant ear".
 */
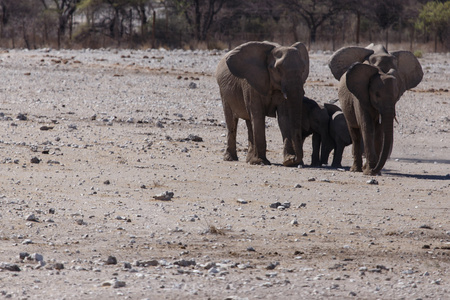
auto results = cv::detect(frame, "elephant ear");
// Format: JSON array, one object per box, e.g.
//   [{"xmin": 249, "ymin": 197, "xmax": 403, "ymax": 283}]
[
  {"xmin": 391, "ymin": 51, "xmax": 423, "ymax": 91},
  {"xmin": 291, "ymin": 42, "xmax": 309, "ymax": 83},
  {"xmin": 346, "ymin": 63, "xmax": 379, "ymax": 107},
  {"xmin": 329, "ymin": 47, "xmax": 374, "ymax": 80},
  {"xmin": 226, "ymin": 41, "xmax": 277, "ymax": 96}
]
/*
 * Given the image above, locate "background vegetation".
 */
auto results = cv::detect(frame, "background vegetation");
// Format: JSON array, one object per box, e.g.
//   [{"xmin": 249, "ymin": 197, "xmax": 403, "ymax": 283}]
[{"xmin": 0, "ymin": 0, "xmax": 448, "ymax": 51}]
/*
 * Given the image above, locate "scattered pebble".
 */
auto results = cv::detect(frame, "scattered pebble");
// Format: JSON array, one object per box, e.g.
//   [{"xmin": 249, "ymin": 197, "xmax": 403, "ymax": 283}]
[
  {"xmin": 153, "ymin": 191, "xmax": 174, "ymax": 201},
  {"xmin": 102, "ymin": 279, "xmax": 126, "ymax": 288},
  {"xmin": 26, "ymin": 214, "xmax": 39, "ymax": 222},
  {"xmin": 0, "ymin": 262, "xmax": 21, "ymax": 272},
  {"xmin": 105, "ymin": 256, "xmax": 117, "ymax": 265},
  {"xmin": 30, "ymin": 157, "xmax": 41, "ymax": 164},
  {"xmin": 366, "ymin": 179, "xmax": 378, "ymax": 185}
]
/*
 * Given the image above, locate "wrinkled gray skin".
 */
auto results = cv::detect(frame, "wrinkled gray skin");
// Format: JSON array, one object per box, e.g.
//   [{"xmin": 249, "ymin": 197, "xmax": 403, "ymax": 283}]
[
  {"xmin": 301, "ymin": 97, "xmax": 334, "ymax": 167},
  {"xmin": 322, "ymin": 103, "xmax": 352, "ymax": 168},
  {"xmin": 216, "ymin": 41, "xmax": 309, "ymax": 166},
  {"xmin": 329, "ymin": 44, "xmax": 423, "ymax": 175}
]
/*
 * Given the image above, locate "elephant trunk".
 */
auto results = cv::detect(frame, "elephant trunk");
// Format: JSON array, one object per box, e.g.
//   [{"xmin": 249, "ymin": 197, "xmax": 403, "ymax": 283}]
[{"xmin": 372, "ymin": 113, "xmax": 394, "ymax": 174}]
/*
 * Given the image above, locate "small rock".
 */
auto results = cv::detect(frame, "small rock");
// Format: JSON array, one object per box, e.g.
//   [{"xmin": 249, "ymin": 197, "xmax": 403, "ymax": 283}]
[
  {"xmin": 294, "ymin": 183, "xmax": 302, "ymax": 188},
  {"xmin": 366, "ymin": 179, "xmax": 378, "ymax": 185},
  {"xmin": 30, "ymin": 157, "xmax": 41, "ymax": 164},
  {"xmin": 49, "ymin": 208, "xmax": 56, "ymax": 214},
  {"xmin": 19, "ymin": 252, "xmax": 30, "ymax": 260},
  {"xmin": 291, "ymin": 219, "xmax": 298, "ymax": 225},
  {"xmin": 247, "ymin": 246, "xmax": 255, "ymax": 252},
  {"xmin": 237, "ymin": 198, "xmax": 248, "ymax": 204},
  {"xmin": 266, "ymin": 262, "xmax": 279, "ymax": 270},
  {"xmin": 16, "ymin": 113, "xmax": 27, "ymax": 121},
  {"xmin": 298, "ymin": 203, "xmax": 307, "ymax": 208},
  {"xmin": 282, "ymin": 202, "xmax": 291, "ymax": 208},
  {"xmin": 419, "ymin": 224, "xmax": 432, "ymax": 229},
  {"xmin": 22, "ymin": 239, "xmax": 33, "ymax": 245},
  {"xmin": 153, "ymin": 191, "xmax": 174, "ymax": 201},
  {"xmin": 105, "ymin": 256, "xmax": 117, "ymax": 265},
  {"xmin": 103, "ymin": 180, "xmax": 111, "ymax": 185},
  {"xmin": 186, "ymin": 134, "xmax": 203, "ymax": 142},
  {"xmin": 0, "ymin": 263, "xmax": 21, "ymax": 272},
  {"xmin": 30, "ymin": 253, "xmax": 44, "ymax": 262},
  {"xmin": 102, "ymin": 279, "xmax": 126, "ymax": 288},
  {"xmin": 269, "ymin": 202, "xmax": 281, "ymax": 209},
  {"xmin": 123, "ymin": 262, "xmax": 132, "ymax": 269},
  {"xmin": 188, "ymin": 82, "xmax": 197, "ymax": 89},
  {"xmin": 307, "ymin": 177, "xmax": 316, "ymax": 182},
  {"xmin": 174, "ymin": 259, "xmax": 196, "ymax": 267},
  {"xmin": 53, "ymin": 263, "xmax": 64, "ymax": 270},
  {"xmin": 26, "ymin": 214, "xmax": 39, "ymax": 222}
]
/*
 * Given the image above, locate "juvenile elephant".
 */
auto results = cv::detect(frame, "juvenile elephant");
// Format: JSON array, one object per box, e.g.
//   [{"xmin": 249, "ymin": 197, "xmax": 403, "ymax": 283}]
[
  {"xmin": 328, "ymin": 44, "xmax": 423, "ymax": 175},
  {"xmin": 323, "ymin": 103, "xmax": 352, "ymax": 168},
  {"xmin": 215, "ymin": 41, "xmax": 309, "ymax": 166},
  {"xmin": 301, "ymin": 97, "xmax": 334, "ymax": 167}
]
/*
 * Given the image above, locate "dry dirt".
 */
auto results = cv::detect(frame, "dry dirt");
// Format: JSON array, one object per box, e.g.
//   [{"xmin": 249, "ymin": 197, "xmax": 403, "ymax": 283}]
[{"xmin": 0, "ymin": 47, "xmax": 449, "ymax": 300}]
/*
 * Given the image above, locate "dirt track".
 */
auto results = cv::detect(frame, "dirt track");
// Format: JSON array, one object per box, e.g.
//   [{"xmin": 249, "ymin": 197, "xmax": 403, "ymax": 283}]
[{"xmin": 0, "ymin": 48, "xmax": 449, "ymax": 299}]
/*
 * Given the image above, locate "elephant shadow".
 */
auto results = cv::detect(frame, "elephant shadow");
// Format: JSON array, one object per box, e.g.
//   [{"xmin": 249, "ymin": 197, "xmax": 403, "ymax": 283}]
[{"xmin": 382, "ymin": 157, "xmax": 450, "ymax": 180}]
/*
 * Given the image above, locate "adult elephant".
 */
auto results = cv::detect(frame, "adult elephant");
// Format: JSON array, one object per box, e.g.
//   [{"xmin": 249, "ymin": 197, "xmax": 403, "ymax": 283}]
[
  {"xmin": 215, "ymin": 41, "xmax": 309, "ymax": 166},
  {"xmin": 329, "ymin": 44, "xmax": 423, "ymax": 175}
]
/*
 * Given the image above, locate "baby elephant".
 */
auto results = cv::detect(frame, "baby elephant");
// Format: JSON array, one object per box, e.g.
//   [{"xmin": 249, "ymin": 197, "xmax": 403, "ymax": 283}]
[
  {"xmin": 322, "ymin": 102, "xmax": 352, "ymax": 168},
  {"xmin": 301, "ymin": 97, "xmax": 334, "ymax": 166}
]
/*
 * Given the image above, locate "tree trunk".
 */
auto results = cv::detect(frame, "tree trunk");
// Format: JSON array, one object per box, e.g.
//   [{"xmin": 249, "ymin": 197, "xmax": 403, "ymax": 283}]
[
  {"xmin": 385, "ymin": 29, "xmax": 389, "ymax": 51},
  {"xmin": 356, "ymin": 11, "xmax": 360, "ymax": 45}
]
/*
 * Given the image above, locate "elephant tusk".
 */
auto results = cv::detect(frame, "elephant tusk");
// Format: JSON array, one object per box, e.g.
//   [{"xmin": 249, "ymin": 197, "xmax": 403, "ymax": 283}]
[
  {"xmin": 283, "ymin": 92, "xmax": 288, "ymax": 100},
  {"xmin": 379, "ymin": 114, "xmax": 382, "ymax": 124},
  {"xmin": 394, "ymin": 116, "xmax": 399, "ymax": 124}
]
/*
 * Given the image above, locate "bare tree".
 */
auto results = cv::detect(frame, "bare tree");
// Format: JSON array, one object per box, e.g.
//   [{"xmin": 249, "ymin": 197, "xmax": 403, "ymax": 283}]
[
  {"xmin": 281, "ymin": 0, "xmax": 347, "ymax": 47},
  {"xmin": 169, "ymin": 0, "xmax": 226, "ymax": 41},
  {"xmin": 368, "ymin": 0, "xmax": 404, "ymax": 50}
]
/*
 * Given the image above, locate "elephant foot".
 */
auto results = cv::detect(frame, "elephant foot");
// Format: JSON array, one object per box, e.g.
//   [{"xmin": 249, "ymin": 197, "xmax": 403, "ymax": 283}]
[
  {"xmin": 363, "ymin": 168, "xmax": 381, "ymax": 176},
  {"xmin": 248, "ymin": 157, "xmax": 271, "ymax": 165},
  {"xmin": 283, "ymin": 155, "xmax": 302, "ymax": 167},
  {"xmin": 224, "ymin": 152, "xmax": 238, "ymax": 161},
  {"xmin": 350, "ymin": 164, "xmax": 362, "ymax": 172},
  {"xmin": 331, "ymin": 163, "xmax": 343, "ymax": 168},
  {"xmin": 310, "ymin": 161, "xmax": 321, "ymax": 167}
]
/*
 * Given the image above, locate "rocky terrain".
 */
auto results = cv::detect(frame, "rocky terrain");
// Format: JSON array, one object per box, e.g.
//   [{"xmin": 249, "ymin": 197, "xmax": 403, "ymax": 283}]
[{"xmin": 0, "ymin": 47, "xmax": 448, "ymax": 299}]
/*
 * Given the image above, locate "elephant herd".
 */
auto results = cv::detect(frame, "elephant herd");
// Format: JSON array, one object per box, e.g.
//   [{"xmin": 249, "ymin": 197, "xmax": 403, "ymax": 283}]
[{"xmin": 215, "ymin": 41, "xmax": 423, "ymax": 175}]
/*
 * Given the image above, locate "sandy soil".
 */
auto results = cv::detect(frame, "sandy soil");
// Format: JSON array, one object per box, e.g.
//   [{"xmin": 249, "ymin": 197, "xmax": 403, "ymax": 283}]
[{"xmin": 0, "ymin": 47, "xmax": 449, "ymax": 300}]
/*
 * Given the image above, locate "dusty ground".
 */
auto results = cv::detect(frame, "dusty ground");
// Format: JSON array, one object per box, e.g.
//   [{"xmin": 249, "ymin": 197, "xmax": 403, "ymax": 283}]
[{"xmin": 0, "ymin": 47, "xmax": 448, "ymax": 300}]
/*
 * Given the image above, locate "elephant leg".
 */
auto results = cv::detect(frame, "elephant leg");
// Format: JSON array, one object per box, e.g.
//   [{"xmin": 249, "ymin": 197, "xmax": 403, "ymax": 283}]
[
  {"xmin": 320, "ymin": 134, "xmax": 335, "ymax": 166},
  {"xmin": 248, "ymin": 113, "xmax": 270, "ymax": 165},
  {"xmin": 245, "ymin": 119, "xmax": 255, "ymax": 163},
  {"xmin": 331, "ymin": 142, "xmax": 344, "ymax": 168},
  {"xmin": 348, "ymin": 127, "xmax": 363, "ymax": 172},
  {"xmin": 277, "ymin": 104, "xmax": 303, "ymax": 166},
  {"xmin": 223, "ymin": 103, "xmax": 239, "ymax": 161},
  {"xmin": 311, "ymin": 133, "xmax": 321, "ymax": 167},
  {"xmin": 361, "ymin": 124, "xmax": 378, "ymax": 175}
]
